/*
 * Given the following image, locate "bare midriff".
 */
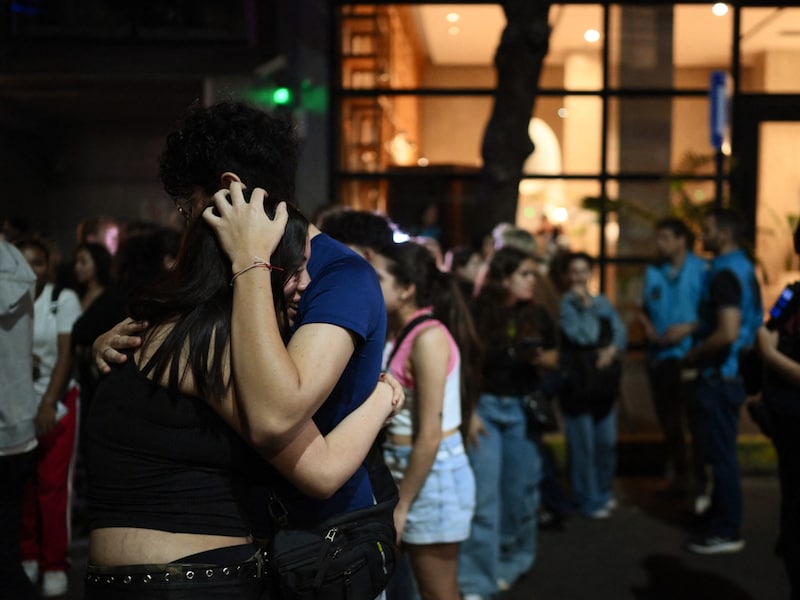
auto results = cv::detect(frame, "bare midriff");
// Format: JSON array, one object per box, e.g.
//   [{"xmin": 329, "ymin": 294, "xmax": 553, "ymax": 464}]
[
  {"xmin": 384, "ymin": 425, "xmax": 460, "ymax": 447},
  {"xmin": 89, "ymin": 528, "xmax": 252, "ymax": 566}
]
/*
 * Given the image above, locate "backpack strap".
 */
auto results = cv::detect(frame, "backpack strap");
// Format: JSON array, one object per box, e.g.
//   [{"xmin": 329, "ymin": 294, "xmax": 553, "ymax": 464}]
[
  {"xmin": 49, "ymin": 284, "xmax": 60, "ymax": 316},
  {"xmin": 386, "ymin": 313, "xmax": 435, "ymax": 367}
]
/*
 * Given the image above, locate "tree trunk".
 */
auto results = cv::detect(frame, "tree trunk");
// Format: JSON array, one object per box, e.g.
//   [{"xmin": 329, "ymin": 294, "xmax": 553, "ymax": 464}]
[{"xmin": 474, "ymin": 0, "xmax": 552, "ymax": 241}]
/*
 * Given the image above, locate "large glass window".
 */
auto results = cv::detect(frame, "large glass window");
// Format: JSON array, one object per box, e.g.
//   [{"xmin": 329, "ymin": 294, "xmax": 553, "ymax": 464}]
[
  {"xmin": 333, "ymin": 3, "xmax": 793, "ymax": 275},
  {"xmin": 740, "ymin": 7, "xmax": 800, "ymax": 94},
  {"xmin": 333, "ymin": 1, "xmax": 795, "ymax": 442}
]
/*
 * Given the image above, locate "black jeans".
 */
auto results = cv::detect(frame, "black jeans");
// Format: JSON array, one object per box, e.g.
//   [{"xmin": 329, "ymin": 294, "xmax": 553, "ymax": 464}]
[
  {"xmin": 0, "ymin": 450, "xmax": 37, "ymax": 600},
  {"xmin": 768, "ymin": 406, "xmax": 800, "ymax": 600},
  {"xmin": 647, "ymin": 358, "xmax": 707, "ymax": 491}
]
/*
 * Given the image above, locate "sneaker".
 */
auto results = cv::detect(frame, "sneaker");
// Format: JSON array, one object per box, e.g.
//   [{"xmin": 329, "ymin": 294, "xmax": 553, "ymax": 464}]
[
  {"xmin": 42, "ymin": 570, "xmax": 68, "ymax": 597},
  {"xmin": 462, "ymin": 595, "xmax": 485, "ymax": 600},
  {"xmin": 605, "ymin": 497, "xmax": 618, "ymax": 511},
  {"xmin": 686, "ymin": 535, "xmax": 745, "ymax": 555},
  {"xmin": 21, "ymin": 560, "xmax": 39, "ymax": 583}
]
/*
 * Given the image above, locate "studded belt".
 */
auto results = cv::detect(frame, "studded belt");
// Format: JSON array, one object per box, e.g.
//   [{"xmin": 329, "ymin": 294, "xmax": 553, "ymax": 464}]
[{"xmin": 85, "ymin": 549, "xmax": 267, "ymax": 588}]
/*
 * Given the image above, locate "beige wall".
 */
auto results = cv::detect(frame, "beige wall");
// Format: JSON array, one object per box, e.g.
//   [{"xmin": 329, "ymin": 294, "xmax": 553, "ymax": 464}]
[{"xmin": 418, "ymin": 64, "xmax": 493, "ymax": 166}]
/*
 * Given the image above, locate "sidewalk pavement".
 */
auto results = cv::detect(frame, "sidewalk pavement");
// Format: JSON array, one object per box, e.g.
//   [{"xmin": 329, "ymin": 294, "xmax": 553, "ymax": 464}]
[
  {"xmin": 56, "ymin": 476, "xmax": 788, "ymax": 600},
  {"xmin": 505, "ymin": 476, "xmax": 789, "ymax": 600}
]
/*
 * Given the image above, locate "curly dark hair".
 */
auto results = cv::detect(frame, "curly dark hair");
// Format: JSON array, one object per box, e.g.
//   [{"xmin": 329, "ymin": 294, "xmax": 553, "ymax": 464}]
[
  {"xmin": 133, "ymin": 100, "xmax": 307, "ymax": 402},
  {"xmin": 159, "ymin": 100, "xmax": 299, "ymax": 204},
  {"xmin": 318, "ymin": 209, "xmax": 396, "ymax": 251}
]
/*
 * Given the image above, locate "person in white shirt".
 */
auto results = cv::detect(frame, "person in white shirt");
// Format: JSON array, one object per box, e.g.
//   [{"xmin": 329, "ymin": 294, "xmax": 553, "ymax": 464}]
[{"xmin": 16, "ymin": 238, "xmax": 82, "ymax": 598}]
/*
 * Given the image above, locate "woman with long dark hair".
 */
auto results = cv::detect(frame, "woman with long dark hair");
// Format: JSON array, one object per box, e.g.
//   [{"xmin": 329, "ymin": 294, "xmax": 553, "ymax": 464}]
[
  {"xmin": 458, "ymin": 246, "xmax": 559, "ymax": 600},
  {"xmin": 84, "ymin": 191, "xmax": 398, "ymax": 599},
  {"xmin": 373, "ymin": 241, "xmax": 480, "ymax": 599}
]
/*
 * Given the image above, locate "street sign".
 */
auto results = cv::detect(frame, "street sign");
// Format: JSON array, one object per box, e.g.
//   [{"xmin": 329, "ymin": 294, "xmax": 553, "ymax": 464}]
[{"xmin": 709, "ymin": 70, "xmax": 732, "ymax": 153}]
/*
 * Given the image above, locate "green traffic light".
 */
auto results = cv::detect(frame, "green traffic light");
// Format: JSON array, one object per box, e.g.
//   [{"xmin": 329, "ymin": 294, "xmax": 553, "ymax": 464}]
[{"xmin": 272, "ymin": 87, "xmax": 293, "ymax": 106}]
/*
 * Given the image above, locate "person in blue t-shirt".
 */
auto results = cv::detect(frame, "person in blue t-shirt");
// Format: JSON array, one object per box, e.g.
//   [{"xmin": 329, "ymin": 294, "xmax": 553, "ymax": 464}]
[
  {"xmin": 266, "ymin": 224, "xmax": 390, "ymax": 525},
  {"xmin": 684, "ymin": 208, "xmax": 762, "ymax": 555},
  {"xmin": 638, "ymin": 217, "xmax": 709, "ymax": 507}
]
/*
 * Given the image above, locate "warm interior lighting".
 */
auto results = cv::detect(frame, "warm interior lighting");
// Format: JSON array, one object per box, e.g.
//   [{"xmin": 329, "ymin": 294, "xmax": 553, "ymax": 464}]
[
  {"xmin": 550, "ymin": 206, "xmax": 569, "ymax": 224},
  {"xmin": 448, "ymin": 25, "xmax": 460, "ymax": 36},
  {"xmin": 584, "ymin": 29, "xmax": 601, "ymax": 43},
  {"xmin": 712, "ymin": 3, "xmax": 729, "ymax": 17},
  {"xmin": 557, "ymin": 107, "xmax": 569, "ymax": 118},
  {"xmin": 446, "ymin": 12, "xmax": 460, "ymax": 23}
]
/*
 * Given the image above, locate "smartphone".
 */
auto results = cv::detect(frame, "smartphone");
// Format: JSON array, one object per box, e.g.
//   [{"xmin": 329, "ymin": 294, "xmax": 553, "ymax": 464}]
[{"xmin": 766, "ymin": 283, "xmax": 798, "ymax": 330}]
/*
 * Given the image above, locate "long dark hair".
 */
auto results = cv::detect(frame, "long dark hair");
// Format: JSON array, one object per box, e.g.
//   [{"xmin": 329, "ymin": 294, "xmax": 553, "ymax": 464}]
[
  {"xmin": 130, "ymin": 195, "xmax": 309, "ymax": 402},
  {"xmin": 475, "ymin": 246, "xmax": 545, "ymax": 345},
  {"xmin": 379, "ymin": 241, "xmax": 482, "ymax": 436},
  {"xmin": 75, "ymin": 242, "xmax": 113, "ymax": 287}
]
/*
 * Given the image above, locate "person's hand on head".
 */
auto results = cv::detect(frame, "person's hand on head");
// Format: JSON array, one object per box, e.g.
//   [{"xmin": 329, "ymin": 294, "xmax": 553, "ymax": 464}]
[
  {"xmin": 93, "ymin": 318, "xmax": 148, "ymax": 374},
  {"xmin": 203, "ymin": 182, "xmax": 288, "ymax": 273}
]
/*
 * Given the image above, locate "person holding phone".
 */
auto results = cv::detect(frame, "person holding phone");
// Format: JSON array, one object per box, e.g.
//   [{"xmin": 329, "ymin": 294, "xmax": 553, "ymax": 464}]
[{"xmin": 756, "ymin": 222, "xmax": 800, "ymax": 597}]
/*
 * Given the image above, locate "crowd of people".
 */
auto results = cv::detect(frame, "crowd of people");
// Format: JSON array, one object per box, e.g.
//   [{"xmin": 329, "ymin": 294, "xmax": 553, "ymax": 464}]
[{"xmin": 1, "ymin": 99, "xmax": 797, "ymax": 600}]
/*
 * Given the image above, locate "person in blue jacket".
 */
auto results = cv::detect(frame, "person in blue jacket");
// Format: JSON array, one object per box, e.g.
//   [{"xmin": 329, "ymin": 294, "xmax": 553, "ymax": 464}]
[
  {"xmin": 684, "ymin": 208, "xmax": 762, "ymax": 555},
  {"xmin": 638, "ymin": 217, "xmax": 709, "ymax": 509}
]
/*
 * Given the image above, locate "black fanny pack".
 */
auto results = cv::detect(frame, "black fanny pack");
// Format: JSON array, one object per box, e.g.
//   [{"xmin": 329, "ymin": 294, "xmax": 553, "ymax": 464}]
[{"xmin": 266, "ymin": 445, "xmax": 399, "ymax": 599}]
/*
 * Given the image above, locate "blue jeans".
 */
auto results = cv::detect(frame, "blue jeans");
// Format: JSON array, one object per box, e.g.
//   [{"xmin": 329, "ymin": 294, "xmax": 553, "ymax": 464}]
[
  {"xmin": 563, "ymin": 409, "xmax": 617, "ymax": 515},
  {"xmin": 458, "ymin": 394, "xmax": 542, "ymax": 597},
  {"xmin": 695, "ymin": 376, "xmax": 746, "ymax": 538}
]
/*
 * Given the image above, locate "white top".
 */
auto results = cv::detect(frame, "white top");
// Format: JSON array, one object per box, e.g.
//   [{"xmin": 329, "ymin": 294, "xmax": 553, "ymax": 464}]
[
  {"xmin": 32, "ymin": 283, "xmax": 82, "ymax": 397},
  {"xmin": 384, "ymin": 318, "xmax": 462, "ymax": 438}
]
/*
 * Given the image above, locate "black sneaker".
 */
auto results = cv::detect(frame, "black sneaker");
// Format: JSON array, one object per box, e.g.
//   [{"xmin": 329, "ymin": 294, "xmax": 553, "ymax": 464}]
[{"xmin": 686, "ymin": 534, "xmax": 745, "ymax": 554}]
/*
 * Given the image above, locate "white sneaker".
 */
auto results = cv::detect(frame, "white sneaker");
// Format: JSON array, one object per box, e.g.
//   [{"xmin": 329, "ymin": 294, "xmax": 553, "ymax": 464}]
[
  {"xmin": 21, "ymin": 560, "xmax": 39, "ymax": 583},
  {"xmin": 463, "ymin": 595, "xmax": 485, "ymax": 600},
  {"xmin": 42, "ymin": 570, "xmax": 68, "ymax": 597}
]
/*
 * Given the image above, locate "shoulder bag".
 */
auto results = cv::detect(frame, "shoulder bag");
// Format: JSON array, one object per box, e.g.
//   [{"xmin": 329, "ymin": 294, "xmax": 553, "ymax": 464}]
[{"xmin": 266, "ymin": 426, "xmax": 400, "ymax": 599}]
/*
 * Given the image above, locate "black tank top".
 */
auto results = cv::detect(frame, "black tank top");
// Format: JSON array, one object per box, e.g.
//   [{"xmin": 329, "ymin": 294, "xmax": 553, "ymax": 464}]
[{"xmin": 87, "ymin": 357, "xmax": 264, "ymax": 536}]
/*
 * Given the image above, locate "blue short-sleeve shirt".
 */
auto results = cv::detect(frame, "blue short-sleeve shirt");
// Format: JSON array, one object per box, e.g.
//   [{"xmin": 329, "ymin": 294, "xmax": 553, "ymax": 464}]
[{"xmin": 274, "ymin": 233, "xmax": 387, "ymax": 526}]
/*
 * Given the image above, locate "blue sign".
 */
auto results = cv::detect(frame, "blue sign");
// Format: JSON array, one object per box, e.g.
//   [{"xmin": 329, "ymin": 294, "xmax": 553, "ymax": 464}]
[{"xmin": 709, "ymin": 70, "xmax": 731, "ymax": 151}]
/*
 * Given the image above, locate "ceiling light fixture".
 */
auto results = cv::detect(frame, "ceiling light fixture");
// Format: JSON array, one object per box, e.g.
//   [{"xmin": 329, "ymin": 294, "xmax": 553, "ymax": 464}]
[
  {"xmin": 712, "ymin": 3, "xmax": 729, "ymax": 17},
  {"xmin": 446, "ymin": 12, "xmax": 460, "ymax": 23},
  {"xmin": 584, "ymin": 29, "xmax": 601, "ymax": 43},
  {"xmin": 448, "ymin": 26, "xmax": 460, "ymax": 36}
]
